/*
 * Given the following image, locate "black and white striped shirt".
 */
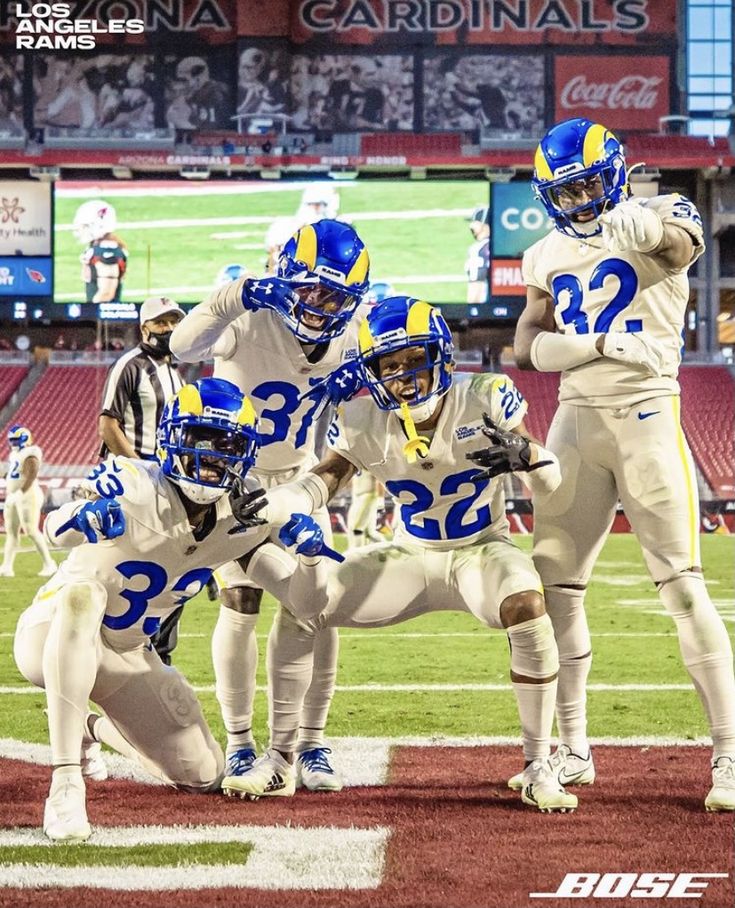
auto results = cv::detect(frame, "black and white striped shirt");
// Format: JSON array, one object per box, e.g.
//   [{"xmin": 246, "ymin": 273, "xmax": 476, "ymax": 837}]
[{"xmin": 100, "ymin": 346, "xmax": 182, "ymax": 459}]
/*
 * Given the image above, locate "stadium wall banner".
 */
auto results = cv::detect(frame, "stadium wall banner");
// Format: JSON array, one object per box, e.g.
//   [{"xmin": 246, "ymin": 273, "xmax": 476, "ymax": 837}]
[
  {"xmin": 490, "ymin": 259, "xmax": 524, "ymax": 296},
  {"xmin": 0, "ymin": 180, "xmax": 52, "ymax": 256},
  {"xmin": 490, "ymin": 182, "xmax": 552, "ymax": 259},
  {"xmin": 554, "ymin": 55, "xmax": 671, "ymax": 131},
  {"xmin": 289, "ymin": 0, "xmax": 678, "ymax": 45}
]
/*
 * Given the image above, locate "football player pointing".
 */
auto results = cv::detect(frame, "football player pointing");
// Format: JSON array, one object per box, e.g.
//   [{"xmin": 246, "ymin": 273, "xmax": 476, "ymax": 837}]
[
  {"xmin": 514, "ymin": 117, "xmax": 735, "ymax": 810},
  {"xmin": 13, "ymin": 379, "xmax": 325, "ymax": 842},
  {"xmin": 237, "ymin": 297, "xmax": 577, "ymax": 812},
  {"xmin": 170, "ymin": 219, "xmax": 370, "ymax": 794}
]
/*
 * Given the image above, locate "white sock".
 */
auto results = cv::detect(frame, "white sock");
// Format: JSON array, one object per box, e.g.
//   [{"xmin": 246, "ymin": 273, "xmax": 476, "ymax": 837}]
[
  {"xmin": 43, "ymin": 583, "xmax": 105, "ymax": 766},
  {"xmin": 267, "ymin": 608, "xmax": 315, "ymax": 753},
  {"xmin": 659, "ymin": 573, "xmax": 735, "ymax": 758},
  {"xmin": 512, "ymin": 679, "xmax": 558, "ymax": 762},
  {"xmin": 544, "ymin": 586, "xmax": 592, "ymax": 755},
  {"xmin": 298, "ymin": 627, "xmax": 338, "ymax": 750},
  {"xmin": 211, "ymin": 606, "xmax": 258, "ymax": 753}
]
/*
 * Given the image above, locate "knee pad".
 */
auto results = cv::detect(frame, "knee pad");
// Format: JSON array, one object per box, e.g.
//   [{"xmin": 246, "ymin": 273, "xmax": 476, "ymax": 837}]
[{"xmin": 507, "ymin": 614, "xmax": 559, "ymax": 680}]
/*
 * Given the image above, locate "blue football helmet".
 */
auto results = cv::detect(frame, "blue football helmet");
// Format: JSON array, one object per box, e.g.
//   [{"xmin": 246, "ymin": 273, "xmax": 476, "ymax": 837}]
[
  {"xmin": 364, "ymin": 280, "xmax": 396, "ymax": 307},
  {"xmin": 277, "ymin": 219, "xmax": 370, "ymax": 342},
  {"xmin": 8, "ymin": 425, "xmax": 32, "ymax": 449},
  {"xmin": 156, "ymin": 378, "xmax": 260, "ymax": 505},
  {"xmin": 358, "ymin": 297, "xmax": 454, "ymax": 419},
  {"xmin": 215, "ymin": 263, "xmax": 249, "ymax": 287},
  {"xmin": 532, "ymin": 117, "xmax": 629, "ymax": 239}
]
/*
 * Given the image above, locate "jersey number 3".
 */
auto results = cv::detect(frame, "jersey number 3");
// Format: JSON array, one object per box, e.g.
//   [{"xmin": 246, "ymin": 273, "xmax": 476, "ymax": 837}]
[{"xmin": 552, "ymin": 259, "xmax": 640, "ymax": 335}]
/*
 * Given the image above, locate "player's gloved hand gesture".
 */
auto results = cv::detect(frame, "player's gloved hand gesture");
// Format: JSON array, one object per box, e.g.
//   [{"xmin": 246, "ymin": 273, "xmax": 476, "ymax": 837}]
[
  {"xmin": 299, "ymin": 360, "xmax": 364, "ymax": 421},
  {"xmin": 278, "ymin": 513, "xmax": 345, "ymax": 563},
  {"xmin": 598, "ymin": 199, "xmax": 664, "ymax": 254},
  {"xmin": 466, "ymin": 414, "xmax": 553, "ymax": 481},
  {"xmin": 227, "ymin": 470, "xmax": 268, "ymax": 533},
  {"xmin": 601, "ymin": 331, "xmax": 666, "ymax": 376},
  {"xmin": 241, "ymin": 276, "xmax": 318, "ymax": 316},
  {"xmin": 58, "ymin": 499, "xmax": 126, "ymax": 543}
]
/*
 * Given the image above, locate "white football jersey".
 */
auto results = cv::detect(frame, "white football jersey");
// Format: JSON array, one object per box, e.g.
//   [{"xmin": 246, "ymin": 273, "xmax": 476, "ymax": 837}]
[
  {"xmin": 522, "ymin": 194, "xmax": 705, "ymax": 408},
  {"xmin": 6, "ymin": 445, "xmax": 42, "ymax": 494},
  {"xmin": 40, "ymin": 458, "xmax": 270, "ymax": 651},
  {"xmin": 170, "ymin": 278, "xmax": 366, "ymax": 475},
  {"xmin": 328, "ymin": 372, "xmax": 528, "ymax": 550}
]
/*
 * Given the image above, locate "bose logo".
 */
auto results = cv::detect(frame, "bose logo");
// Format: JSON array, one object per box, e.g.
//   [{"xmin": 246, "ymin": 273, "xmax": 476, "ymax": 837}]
[
  {"xmin": 531, "ymin": 872, "xmax": 729, "ymax": 900},
  {"xmin": 500, "ymin": 207, "xmax": 551, "ymax": 232}
]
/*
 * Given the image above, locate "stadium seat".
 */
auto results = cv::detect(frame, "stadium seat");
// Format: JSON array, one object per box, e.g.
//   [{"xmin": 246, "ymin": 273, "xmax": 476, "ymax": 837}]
[
  {"xmin": 360, "ymin": 133, "xmax": 462, "ymax": 157},
  {"xmin": 679, "ymin": 366, "xmax": 735, "ymax": 498},
  {"xmin": 0, "ymin": 365, "xmax": 29, "ymax": 411},
  {"xmin": 504, "ymin": 368, "xmax": 560, "ymax": 444},
  {"xmin": 0, "ymin": 366, "xmax": 108, "ymax": 472}
]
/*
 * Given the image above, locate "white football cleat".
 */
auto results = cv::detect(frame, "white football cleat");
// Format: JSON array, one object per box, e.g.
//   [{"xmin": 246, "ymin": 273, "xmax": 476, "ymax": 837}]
[
  {"xmin": 38, "ymin": 564, "xmax": 57, "ymax": 577},
  {"xmin": 508, "ymin": 744, "xmax": 595, "ymax": 791},
  {"xmin": 705, "ymin": 756, "xmax": 735, "ymax": 812},
  {"xmin": 43, "ymin": 775, "xmax": 91, "ymax": 841},
  {"xmin": 81, "ymin": 741, "xmax": 108, "ymax": 782},
  {"xmin": 521, "ymin": 759, "xmax": 578, "ymax": 813},
  {"xmin": 222, "ymin": 749, "xmax": 296, "ymax": 800},
  {"xmin": 297, "ymin": 747, "xmax": 343, "ymax": 792}
]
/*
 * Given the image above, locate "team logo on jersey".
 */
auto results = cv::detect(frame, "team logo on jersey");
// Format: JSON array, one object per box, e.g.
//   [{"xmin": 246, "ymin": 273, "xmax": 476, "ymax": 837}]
[
  {"xmin": 454, "ymin": 422, "xmax": 484, "ymax": 443},
  {"xmin": 343, "ymin": 348, "xmax": 358, "ymax": 361}
]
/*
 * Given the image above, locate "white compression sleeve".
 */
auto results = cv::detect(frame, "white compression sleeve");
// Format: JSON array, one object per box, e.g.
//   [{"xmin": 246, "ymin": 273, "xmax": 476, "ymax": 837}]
[
  {"xmin": 44, "ymin": 502, "xmax": 87, "ymax": 548},
  {"xmin": 530, "ymin": 331, "xmax": 602, "ymax": 373},
  {"xmin": 169, "ymin": 278, "xmax": 246, "ymax": 361},
  {"xmin": 265, "ymin": 473, "xmax": 331, "ymax": 527},
  {"xmin": 521, "ymin": 444, "xmax": 562, "ymax": 496}
]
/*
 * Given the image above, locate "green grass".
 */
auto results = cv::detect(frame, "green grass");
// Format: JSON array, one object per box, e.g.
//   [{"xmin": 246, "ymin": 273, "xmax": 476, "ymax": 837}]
[
  {"xmin": 54, "ymin": 182, "xmax": 485, "ymax": 304},
  {"xmin": 1, "ymin": 533, "xmax": 732, "ymax": 747},
  {"xmin": 0, "ymin": 842, "xmax": 253, "ymax": 866}
]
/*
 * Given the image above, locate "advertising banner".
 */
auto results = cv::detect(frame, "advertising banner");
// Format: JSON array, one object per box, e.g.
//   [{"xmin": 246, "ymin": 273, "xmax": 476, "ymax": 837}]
[
  {"xmin": 555, "ymin": 55, "xmax": 671, "ymax": 131},
  {"xmin": 491, "ymin": 182, "xmax": 552, "ymax": 259},
  {"xmin": 491, "ymin": 259, "xmax": 524, "ymax": 296},
  {"xmin": 0, "ymin": 181, "xmax": 52, "ymax": 256}
]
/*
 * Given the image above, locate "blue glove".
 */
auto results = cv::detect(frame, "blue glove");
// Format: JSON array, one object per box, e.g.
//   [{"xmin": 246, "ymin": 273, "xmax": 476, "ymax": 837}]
[
  {"xmin": 241, "ymin": 276, "xmax": 317, "ymax": 316},
  {"xmin": 300, "ymin": 360, "xmax": 365, "ymax": 421},
  {"xmin": 57, "ymin": 499, "xmax": 126, "ymax": 544},
  {"xmin": 278, "ymin": 513, "xmax": 345, "ymax": 563}
]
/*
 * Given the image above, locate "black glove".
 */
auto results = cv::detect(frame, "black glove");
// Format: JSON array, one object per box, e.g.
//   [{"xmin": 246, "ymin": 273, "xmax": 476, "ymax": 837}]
[
  {"xmin": 227, "ymin": 469, "xmax": 268, "ymax": 533},
  {"xmin": 465, "ymin": 413, "xmax": 552, "ymax": 481}
]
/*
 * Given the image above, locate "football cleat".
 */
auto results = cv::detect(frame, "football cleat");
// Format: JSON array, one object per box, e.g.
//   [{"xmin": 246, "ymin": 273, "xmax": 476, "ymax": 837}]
[
  {"xmin": 81, "ymin": 741, "xmax": 108, "ymax": 782},
  {"xmin": 43, "ymin": 774, "xmax": 91, "ymax": 842},
  {"xmin": 297, "ymin": 747, "xmax": 343, "ymax": 792},
  {"xmin": 222, "ymin": 749, "xmax": 295, "ymax": 800},
  {"xmin": 705, "ymin": 756, "xmax": 735, "ymax": 812},
  {"xmin": 221, "ymin": 746, "xmax": 257, "ymax": 793},
  {"xmin": 508, "ymin": 744, "xmax": 595, "ymax": 791},
  {"xmin": 521, "ymin": 758, "xmax": 578, "ymax": 813}
]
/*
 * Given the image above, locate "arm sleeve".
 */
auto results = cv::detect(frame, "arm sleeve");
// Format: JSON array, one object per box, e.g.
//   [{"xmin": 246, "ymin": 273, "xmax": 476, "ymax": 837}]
[
  {"xmin": 530, "ymin": 331, "xmax": 602, "ymax": 373},
  {"xmin": 169, "ymin": 279, "xmax": 247, "ymax": 362},
  {"xmin": 100, "ymin": 359, "xmax": 137, "ymax": 421},
  {"xmin": 246, "ymin": 542, "xmax": 329, "ymax": 623}
]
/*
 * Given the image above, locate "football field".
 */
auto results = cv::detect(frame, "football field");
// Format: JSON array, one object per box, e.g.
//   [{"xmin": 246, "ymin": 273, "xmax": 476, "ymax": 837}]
[{"xmin": 0, "ymin": 532, "xmax": 733, "ymax": 908}]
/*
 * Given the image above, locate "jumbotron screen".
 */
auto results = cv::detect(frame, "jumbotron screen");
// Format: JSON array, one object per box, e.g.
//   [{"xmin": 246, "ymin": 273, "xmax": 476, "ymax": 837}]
[{"xmin": 53, "ymin": 179, "xmax": 491, "ymax": 306}]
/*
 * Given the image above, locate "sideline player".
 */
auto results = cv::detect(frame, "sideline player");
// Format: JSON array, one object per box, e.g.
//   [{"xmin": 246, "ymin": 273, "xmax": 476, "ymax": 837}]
[
  {"xmin": 1, "ymin": 425, "xmax": 57, "ymax": 577},
  {"xmin": 72, "ymin": 199, "xmax": 127, "ymax": 304},
  {"xmin": 170, "ymin": 219, "xmax": 371, "ymax": 794},
  {"xmin": 513, "ymin": 116, "xmax": 735, "ymax": 811},
  {"xmin": 13, "ymin": 378, "xmax": 325, "ymax": 841},
  {"xmin": 233, "ymin": 296, "xmax": 577, "ymax": 812}
]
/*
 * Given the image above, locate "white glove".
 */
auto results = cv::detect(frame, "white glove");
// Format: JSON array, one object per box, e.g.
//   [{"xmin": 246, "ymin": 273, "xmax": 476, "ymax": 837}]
[
  {"xmin": 602, "ymin": 331, "xmax": 667, "ymax": 376},
  {"xmin": 599, "ymin": 199, "xmax": 664, "ymax": 254}
]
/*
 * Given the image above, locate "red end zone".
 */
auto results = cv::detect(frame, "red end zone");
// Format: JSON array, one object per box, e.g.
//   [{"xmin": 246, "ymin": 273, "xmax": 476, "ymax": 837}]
[{"xmin": 0, "ymin": 746, "xmax": 732, "ymax": 908}]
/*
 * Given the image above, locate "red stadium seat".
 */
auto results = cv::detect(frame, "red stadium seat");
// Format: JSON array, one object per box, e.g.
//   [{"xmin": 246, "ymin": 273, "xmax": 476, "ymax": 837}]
[
  {"xmin": 504, "ymin": 368, "xmax": 560, "ymax": 444},
  {"xmin": 679, "ymin": 366, "xmax": 735, "ymax": 498},
  {"xmin": 0, "ymin": 365, "xmax": 28, "ymax": 411},
  {"xmin": 360, "ymin": 133, "xmax": 462, "ymax": 157},
  {"xmin": 0, "ymin": 366, "xmax": 109, "ymax": 470}
]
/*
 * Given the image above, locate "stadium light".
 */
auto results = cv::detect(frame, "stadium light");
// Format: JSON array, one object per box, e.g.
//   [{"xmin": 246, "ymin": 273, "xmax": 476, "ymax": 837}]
[
  {"xmin": 29, "ymin": 166, "xmax": 60, "ymax": 182},
  {"xmin": 485, "ymin": 167, "xmax": 515, "ymax": 183}
]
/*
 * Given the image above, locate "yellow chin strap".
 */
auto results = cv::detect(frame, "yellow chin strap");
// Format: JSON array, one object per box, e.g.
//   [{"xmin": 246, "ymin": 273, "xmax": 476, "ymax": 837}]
[{"xmin": 400, "ymin": 401, "xmax": 430, "ymax": 464}]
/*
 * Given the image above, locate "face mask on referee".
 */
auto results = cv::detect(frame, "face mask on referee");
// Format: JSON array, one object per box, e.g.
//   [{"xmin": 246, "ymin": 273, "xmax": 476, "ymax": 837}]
[{"xmin": 141, "ymin": 314, "xmax": 183, "ymax": 359}]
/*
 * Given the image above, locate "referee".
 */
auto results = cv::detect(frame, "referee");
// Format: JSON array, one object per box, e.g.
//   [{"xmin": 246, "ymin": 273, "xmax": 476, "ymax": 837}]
[{"xmin": 98, "ymin": 295, "xmax": 185, "ymax": 664}]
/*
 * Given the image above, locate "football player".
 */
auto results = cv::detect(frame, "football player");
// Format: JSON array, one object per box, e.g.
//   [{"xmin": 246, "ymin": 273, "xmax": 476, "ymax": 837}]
[
  {"xmin": 73, "ymin": 199, "xmax": 127, "ymax": 304},
  {"xmin": 513, "ymin": 117, "xmax": 735, "ymax": 811},
  {"xmin": 232, "ymin": 297, "xmax": 577, "ymax": 812},
  {"xmin": 1, "ymin": 425, "xmax": 57, "ymax": 577},
  {"xmin": 170, "ymin": 219, "xmax": 371, "ymax": 795},
  {"xmin": 13, "ymin": 378, "xmax": 325, "ymax": 842}
]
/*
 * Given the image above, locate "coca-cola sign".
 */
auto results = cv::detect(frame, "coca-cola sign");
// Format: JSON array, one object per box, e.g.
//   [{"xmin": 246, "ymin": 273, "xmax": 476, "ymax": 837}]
[{"xmin": 555, "ymin": 56, "xmax": 671, "ymax": 131}]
